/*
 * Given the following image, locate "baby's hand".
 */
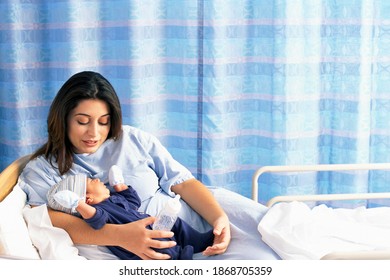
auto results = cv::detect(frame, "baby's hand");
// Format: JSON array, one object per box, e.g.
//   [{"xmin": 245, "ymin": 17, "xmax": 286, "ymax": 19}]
[
  {"xmin": 114, "ymin": 183, "xmax": 129, "ymax": 192},
  {"xmin": 53, "ymin": 190, "xmax": 82, "ymax": 212},
  {"xmin": 109, "ymin": 165, "xmax": 125, "ymax": 186}
]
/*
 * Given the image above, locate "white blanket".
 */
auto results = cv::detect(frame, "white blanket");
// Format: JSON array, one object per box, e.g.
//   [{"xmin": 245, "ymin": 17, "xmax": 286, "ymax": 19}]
[{"xmin": 258, "ymin": 201, "xmax": 390, "ymax": 260}]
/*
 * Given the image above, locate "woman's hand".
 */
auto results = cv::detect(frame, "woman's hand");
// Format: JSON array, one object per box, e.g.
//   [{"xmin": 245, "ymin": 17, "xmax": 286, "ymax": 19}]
[
  {"xmin": 49, "ymin": 210, "xmax": 176, "ymax": 260},
  {"xmin": 171, "ymin": 178, "xmax": 231, "ymax": 256},
  {"xmin": 202, "ymin": 215, "xmax": 231, "ymax": 256},
  {"xmin": 115, "ymin": 216, "xmax": 177, "ymax": 260}
]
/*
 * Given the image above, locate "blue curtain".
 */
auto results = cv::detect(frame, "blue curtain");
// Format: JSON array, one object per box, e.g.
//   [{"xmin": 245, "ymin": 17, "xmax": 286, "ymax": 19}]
[{"xmin": 1, "ymin": 0, "xmax": 390, "ymax": 206}]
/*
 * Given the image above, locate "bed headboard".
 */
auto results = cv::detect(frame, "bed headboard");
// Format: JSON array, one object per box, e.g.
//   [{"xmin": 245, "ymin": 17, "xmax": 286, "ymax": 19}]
[{"xmin": 0, "ymin": 154, "xmax": 31, "ymax": 202}]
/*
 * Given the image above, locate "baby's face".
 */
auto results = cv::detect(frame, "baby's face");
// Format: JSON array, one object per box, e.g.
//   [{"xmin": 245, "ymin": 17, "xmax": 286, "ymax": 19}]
[{"xmin": 86, "ymin": 178, "xmax": 110, "ymax": 204}]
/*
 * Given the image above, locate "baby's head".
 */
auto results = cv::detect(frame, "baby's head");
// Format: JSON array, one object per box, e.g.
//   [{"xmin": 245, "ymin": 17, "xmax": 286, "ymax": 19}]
[
  {"xmin": 47, "ymin": 175, "xmax": 111, "ymax": 212},
  {"xmin": 47, "ymin": 173, "xmax": 87, "ymax": 214},
  {"xmin": 85, "ymin": 177, "xmax": 110, "ymax": 205}
]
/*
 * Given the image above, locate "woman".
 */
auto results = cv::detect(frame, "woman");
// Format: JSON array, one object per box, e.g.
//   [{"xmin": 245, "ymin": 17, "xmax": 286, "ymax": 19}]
[{"xmin": 19, "ymin": 71, "xmax": 279, "ymax": 260}]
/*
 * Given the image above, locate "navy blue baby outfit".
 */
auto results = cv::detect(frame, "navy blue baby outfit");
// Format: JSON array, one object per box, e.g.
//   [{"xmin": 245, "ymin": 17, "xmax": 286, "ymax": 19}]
[{"xmin": 85, "ymin": 186, "xmax": 214, "ymax": 260}]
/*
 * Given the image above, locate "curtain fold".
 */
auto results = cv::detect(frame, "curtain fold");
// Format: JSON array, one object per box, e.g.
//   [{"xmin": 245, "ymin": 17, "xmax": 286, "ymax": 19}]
[{"xmin": 1, "ymin": 0, "xmax": 390, "ymax": 206}]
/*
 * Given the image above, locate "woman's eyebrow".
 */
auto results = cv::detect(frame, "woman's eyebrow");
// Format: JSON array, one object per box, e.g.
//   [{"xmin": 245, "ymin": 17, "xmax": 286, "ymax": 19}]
[
  {"xmin": 74, "ymin": 113, "xmax": 110, "ymax": 117},
  {"xmin": 74, "ymin": 113, "xmax": 90, "ymax": 117}
]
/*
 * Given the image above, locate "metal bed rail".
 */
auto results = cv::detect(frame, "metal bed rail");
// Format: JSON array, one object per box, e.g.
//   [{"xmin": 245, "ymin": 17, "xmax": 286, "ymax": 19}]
[
  {"xmin": 252, "ymin": 163, "xmax": 390, "ymax": 205},
  {"xmin": 252, "ymin": 163, "xmax": 390, "ymax": 260}
]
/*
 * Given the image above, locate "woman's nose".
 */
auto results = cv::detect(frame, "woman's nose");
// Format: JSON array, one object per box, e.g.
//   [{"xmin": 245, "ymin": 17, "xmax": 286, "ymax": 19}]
[{"xmin": 88, "ymin": 123, "xmax": 98, "ymax": 137}]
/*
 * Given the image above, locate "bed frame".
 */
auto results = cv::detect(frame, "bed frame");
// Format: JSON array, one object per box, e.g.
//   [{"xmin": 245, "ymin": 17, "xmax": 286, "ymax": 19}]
[
  {"xmin": 252, "ymin": 163, "xmax": 390, "ymax": 206},
  {"xmin": 0, "ymin": 154, "xmax": 31, "ymax": 202},
  {"xmin": 252, "ymin": 163, "xmax": 390, "ymax": 260}
]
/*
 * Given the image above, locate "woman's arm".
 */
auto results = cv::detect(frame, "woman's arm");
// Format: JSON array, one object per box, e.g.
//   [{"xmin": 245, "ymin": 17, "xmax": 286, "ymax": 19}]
[
  {"xmin": 171, "ymin": 178, "xmax": 231, "ymax": 256},
  {"xmin": 142, "ymin": 129, "xmax": 231, "ymax": 255},
  {"xmin": 47, "ymin": 208, "xmax": 177, "ymax": 260}
]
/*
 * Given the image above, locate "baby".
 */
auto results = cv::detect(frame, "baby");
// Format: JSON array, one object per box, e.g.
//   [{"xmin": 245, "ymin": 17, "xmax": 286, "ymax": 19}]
[{"xmin": 46, "ymin": 166, "xmax": 214, "ymax": 260}]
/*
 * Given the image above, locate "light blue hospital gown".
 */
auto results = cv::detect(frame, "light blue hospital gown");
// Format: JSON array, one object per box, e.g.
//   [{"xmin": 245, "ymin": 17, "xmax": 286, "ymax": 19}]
[{"xmin": 19, "ymin": 125, "xmax": 279, "ymax": 260}]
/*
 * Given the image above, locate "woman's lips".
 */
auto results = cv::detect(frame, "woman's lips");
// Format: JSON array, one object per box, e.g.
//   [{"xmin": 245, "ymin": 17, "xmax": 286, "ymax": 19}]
[{"xmin": 83, "ymin": 140, "xmax": 98, "ymax": 147}]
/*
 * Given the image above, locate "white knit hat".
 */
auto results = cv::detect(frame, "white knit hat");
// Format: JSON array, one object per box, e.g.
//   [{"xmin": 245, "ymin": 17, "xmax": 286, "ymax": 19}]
[{"xmin": 47, "ymin": 174, "xmax": 87, "ymax": 214}]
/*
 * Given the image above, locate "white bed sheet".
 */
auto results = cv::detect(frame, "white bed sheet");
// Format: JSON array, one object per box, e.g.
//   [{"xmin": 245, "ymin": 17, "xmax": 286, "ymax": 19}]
[
  {"xmin": 23, "ymin": 204, "xmax": 87, "ymax": 260},
  {"xmin": 258, "ymin": 201, "xmax": 390, "ymax": 260},
  {"xmin": 192, "ymin": 187, "xmax": 280, "ymax": 260}
]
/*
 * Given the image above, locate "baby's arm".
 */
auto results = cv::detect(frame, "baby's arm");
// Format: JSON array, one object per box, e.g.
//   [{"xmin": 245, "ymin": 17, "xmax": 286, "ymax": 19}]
[
  {"xmin": 113, "ymin": 183, "xmax": 128, "ymax": 192},
  {"xmin": 116, "ymin": 185, "xmax": 142, "ymax": 209},
  {"xmin": 76, "ymin": 201, "xmax": 96, "ymax": 219}
]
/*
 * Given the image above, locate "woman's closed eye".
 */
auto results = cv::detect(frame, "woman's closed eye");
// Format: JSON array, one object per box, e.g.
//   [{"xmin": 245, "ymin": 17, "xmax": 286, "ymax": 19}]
[
  {"xmin": 74, "ymin": 115, "xmax": 88, "ymax": 124},
  {"xmin": 98, "ymin": 116, "xmax": 110, "ymax": 125},
  {"xmin": 76, "ymin": 117, "xmax": 110, "ymax": 126},
  {"xmin": 98, "ymin": 121, "xmax": 110, "ymax": 126}
]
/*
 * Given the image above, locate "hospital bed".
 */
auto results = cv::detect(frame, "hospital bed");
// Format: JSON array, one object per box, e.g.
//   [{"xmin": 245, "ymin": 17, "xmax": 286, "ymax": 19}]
[
  {"xmin": 0, "ymin": 154, "xmax": 280, "ymax": 260},
  {"xmin": 3, "ymin": 154, "xmax": 390, "ymax": 260},
  {"xmin": 252, "ymin": 164, "xmax": 390, "ymax": 260}
]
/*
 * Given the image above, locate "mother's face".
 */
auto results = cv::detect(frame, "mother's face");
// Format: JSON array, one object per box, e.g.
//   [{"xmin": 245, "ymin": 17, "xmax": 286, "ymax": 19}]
[{"xmin": 67, "ymin": 99, "xmax": 111, "ymax": 154}]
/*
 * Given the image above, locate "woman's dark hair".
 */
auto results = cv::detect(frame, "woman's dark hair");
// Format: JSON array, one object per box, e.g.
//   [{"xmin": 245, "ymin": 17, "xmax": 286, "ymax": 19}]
[{"xmin": 32, "ymin": 71, "xmax": 123, "ymax": 174}]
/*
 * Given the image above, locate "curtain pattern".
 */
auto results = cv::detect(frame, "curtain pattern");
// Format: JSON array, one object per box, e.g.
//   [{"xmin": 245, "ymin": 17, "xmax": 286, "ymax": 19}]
[{"xmin": 1, "ymin": 0, "xmax": 390, "ymax": 206}]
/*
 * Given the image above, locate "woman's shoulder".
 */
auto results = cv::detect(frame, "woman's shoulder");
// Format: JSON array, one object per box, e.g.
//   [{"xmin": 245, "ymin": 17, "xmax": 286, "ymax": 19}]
[
  {"xmin": 24, "ymin": 154, "xmax": 52, "ymax": 169},
  {"xmin": 121, "ymin": 125, "xmax": 155, "ymax": 141},
  {"xmin": 122, "ymin": 125, "xmax": 149, "ymax": 135},
  {"xmin": 21, "ymin": 154, "xmax": 58, "ymax": 176}
]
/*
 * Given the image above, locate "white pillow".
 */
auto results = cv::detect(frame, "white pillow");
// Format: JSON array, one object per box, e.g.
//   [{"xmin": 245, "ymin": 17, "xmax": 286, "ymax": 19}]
[
  {"xmin": 0, "ymin": 184, "xmax": 40, "ymax": 259},
  {"xmin": 22, "ymin": 204, "xmax": 86, "ymax": 260},
  {"xmin": 22, "ymin": 204, "xmax": 118, "ymax": 260}
]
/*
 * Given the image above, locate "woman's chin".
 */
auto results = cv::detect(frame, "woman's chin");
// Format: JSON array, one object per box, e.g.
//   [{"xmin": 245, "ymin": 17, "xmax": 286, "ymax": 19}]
[{"xmin": 74, "ymin": 146, "xmax": 101, "ymax": 154}]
